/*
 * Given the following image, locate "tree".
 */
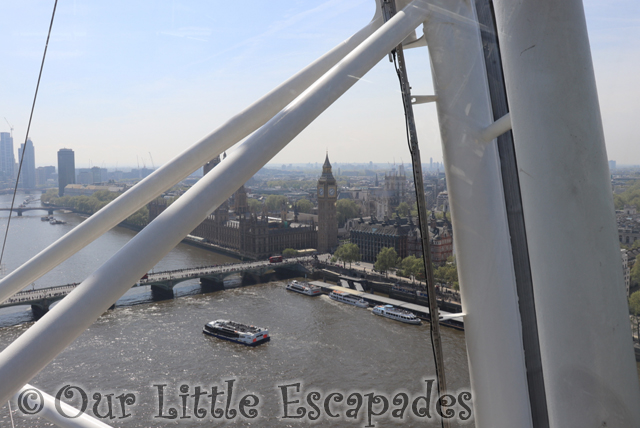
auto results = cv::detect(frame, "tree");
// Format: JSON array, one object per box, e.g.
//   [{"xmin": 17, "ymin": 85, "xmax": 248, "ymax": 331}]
[
  {"xmin": 265, "ymin": 195, "xmax": 288, "ymax": 212},
  {"xmin": 631, "ymin": 255, "xmax": 640, "ymax": 288},
  {"xmin": 334, "ymin": 243, "xmax": 361, "ymax": 268},
  {"xmin": 411, "ymin": 202, "xmax": 419, "ymax": 217},
  {"xmin": 374, "ymin": 247, "xmax": 398, "ymax": 277},
  {"xmin": 629, "ymin": 290, "xmax": 640, "ymax": 342},
  {"xmin": 247, "ymin": 199, "xmax": 263, "ymax": 214},
  {"xmin": 399, "ymin": 255, "xmax": 424, "ymax": 283},
  {"xmin": 615, "ymin": 180, "xmax": 640, "ymax": 211},
  {"xmin": 282, "ymin": 248, "xmax": 299, "ymax": 258},
  {"xmin": 397, "ymin": 202, "xmax": 410, "ymax": 217},
  {"xmin": 296, "ymin": 199, "xmax": 314, "ymax": 214},
  {"xmin": 125, "ymin": 206, "xmax": 149, "ymax": 227},
  {"xmin": 336, "ymin": 199, "xmax": 360, "ymax": 227},
  {"xmin": 434, "ymin": 259, "xmax": 459, "ymax": 290},
  {"xmin": 613, "ymin": 194, "xmax": 625, "ymax": 210}
]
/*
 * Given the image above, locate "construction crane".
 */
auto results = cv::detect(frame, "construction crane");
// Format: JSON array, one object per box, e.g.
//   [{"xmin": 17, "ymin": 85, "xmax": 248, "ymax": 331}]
[
  {"xmin": 148, "ymin": 152, "xmax": 155, "ymax": 169},
  {"xmin": 3, "ymin": 118, "xmax": 13, "ymax": 138}
]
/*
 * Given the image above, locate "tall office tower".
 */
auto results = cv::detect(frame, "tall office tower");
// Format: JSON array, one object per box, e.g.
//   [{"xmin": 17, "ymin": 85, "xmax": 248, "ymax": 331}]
[
  {"xmin": 0, "ymin": 132, "xmax": 15, "ymax": 181},
  {"xmin": 57, "ymin": 148, "xmax": 75, "ymax": 196},
  {"xmin": 18, "ymin": 138, "xmax": 36, "ymax": 189},
  {"xmin": 91, "ymin": 166, "xmax": 102, "ymax": 184}
]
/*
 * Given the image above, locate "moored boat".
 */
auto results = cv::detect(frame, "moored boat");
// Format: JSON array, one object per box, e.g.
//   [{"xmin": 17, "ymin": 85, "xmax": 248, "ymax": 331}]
[
  {"xmin": 286, "ymin": 280, "xmax": 322, "ymax": 296},
  {"xmin": 203, "ymin": 320, "xmax": 270, "ymax": 346},
  {"xmin": 329, "ymin": 290, "xmax": 368, "ymax": 308},
  {"xmin": 372, "ymin": 304, "xmax": 421, "ymax": 325}
]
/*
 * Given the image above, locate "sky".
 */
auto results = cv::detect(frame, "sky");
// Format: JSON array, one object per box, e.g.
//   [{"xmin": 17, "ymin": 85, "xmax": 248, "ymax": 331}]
[{"xmin": 0, "ymin": 0, "xmax": 638, "ymax": 169}]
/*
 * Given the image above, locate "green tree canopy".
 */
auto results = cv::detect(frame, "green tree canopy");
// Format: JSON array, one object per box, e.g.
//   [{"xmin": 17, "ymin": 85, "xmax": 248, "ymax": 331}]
[
  {"xmin": 396, "ymin": 202, "xmax": 410, "ymax": 218},
  {"xmin": 334, "ymin": 243, "xmax": 361, "ymax": 268},
  {"xmin": 265, "ymin": 195, "xmax": 288, "ymax": 212},
  {"xmin": 411, "ymin": 202, "xmax": 419, "ymax": 217},
  {"xmin": 399, "ymin": 255, "xmax": 425, "ymax": 283},
  {"xmin": 126, "ymin": 206, "xmax": 149, "ymax": 227},
  {"xmin": 374, "ymin": 247, "xmax": 398, "ymax": 277},
  {"xmin": 247, "ymin": 199, "xmax": 263, "ymax": 214},
  {"xmin": 630, "ymin": 290, "xmax": 640, "ymax": 342},
  {"xmin": 614, "ymin": 180, "xmax": 640, "ymax": 211},
  {"xmin": 296, "ymin": 198, "xmax": 314, "ymax": 214},
  {"xmin": 41, "ymin": 188, "xmax": 147, "ymax": 227},
  {"xmin": 282, "ymin": 248, "xmax": 299, "ymax": 258},
  {"xmin": 630, "ymin": 290, "xmax": 640, "ymax": 316},
  {"xmin": 434, "ymin": 259, "xmax": 459, "ymax": 290},
  {"xmin": 631, "ymin": 255, "xmax": 640, "ymax": 288},
  {"xmin": 336, "ymin": 199, "xmax": 360, "ymax": 227}
]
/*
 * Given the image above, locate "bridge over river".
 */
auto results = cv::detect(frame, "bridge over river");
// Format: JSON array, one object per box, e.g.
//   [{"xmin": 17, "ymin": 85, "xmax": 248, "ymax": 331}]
[
  {"xmin": 0, "ymin": 258, "xmax": 315, "ymax": 319},
  {"xmin": 0, "ymin": 207, "xmax": 61, "ymax": 216}
]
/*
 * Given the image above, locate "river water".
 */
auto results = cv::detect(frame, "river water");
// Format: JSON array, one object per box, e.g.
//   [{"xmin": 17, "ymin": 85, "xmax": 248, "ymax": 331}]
[
  {"xmin": 0, "ymin": 192, "xmax": 638, "ymax": 427},
  {"xmin": 0, "ymin": 193, "xmax": 472, "ymax": 427}
]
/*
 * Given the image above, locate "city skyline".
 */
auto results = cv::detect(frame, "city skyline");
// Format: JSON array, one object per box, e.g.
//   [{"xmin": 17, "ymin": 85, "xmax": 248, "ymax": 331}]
[{"xmin": 0, "ymin": 1, "xmax": 639, "ymax": 168}]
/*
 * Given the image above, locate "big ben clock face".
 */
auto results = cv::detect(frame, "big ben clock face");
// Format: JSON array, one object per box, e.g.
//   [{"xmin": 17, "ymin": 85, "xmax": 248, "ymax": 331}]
[
  {"xmin": 329, "ymin": 187, "xmax": 335, "ymax": 196},
  {"xmin": 318, "ymin": 187, "xmax": 324, "ymax": 196}
]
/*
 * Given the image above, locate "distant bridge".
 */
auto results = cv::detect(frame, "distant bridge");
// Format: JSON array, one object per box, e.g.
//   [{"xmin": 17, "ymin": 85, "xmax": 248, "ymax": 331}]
[
  {"xmin": 0, "ymin": 258, "xmax": 314, "ymax": 319},
  {"xmin": 0, "ymin": 207, "xmax": 61, "ymax": 216}
]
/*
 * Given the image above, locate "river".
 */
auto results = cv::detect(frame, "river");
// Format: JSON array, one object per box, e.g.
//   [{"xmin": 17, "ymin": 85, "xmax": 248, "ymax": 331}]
[
  {"xmin": 0, "ymin": 192, "xmax": 638, "ymax": 427},
  {"xmin": 0, "ymin": 193, "xmax": 473, "ymax": 427}
]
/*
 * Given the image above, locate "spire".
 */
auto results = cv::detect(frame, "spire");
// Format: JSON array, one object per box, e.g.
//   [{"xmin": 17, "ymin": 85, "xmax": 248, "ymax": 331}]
[
  {"xmin": 319, "ymin": 152, "xmax": 335, "ymax": 182},
  {"xmin": 323, "ymin": 152, "xmax": 331, "ymax": 173}
]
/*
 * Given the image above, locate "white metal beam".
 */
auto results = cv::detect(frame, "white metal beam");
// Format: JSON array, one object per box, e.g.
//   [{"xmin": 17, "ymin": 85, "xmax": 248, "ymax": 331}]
[
  {"xmin": 411, "ymin": 94, "xmax": 437, "ymax": 104},
  {"xmin": 0, "ymin": 0, "xmax": 432, "ymax": 404},
  {"xmin": 479, "ymin": 112, "xmax": 511, "ymax": 144},
  {"xmin": 423, "ymin": 1, "xmax": 533, "ymax": 426},
  {"xmin": 493, "ymin": 0, "xmax": 640, "ymax": 426}
]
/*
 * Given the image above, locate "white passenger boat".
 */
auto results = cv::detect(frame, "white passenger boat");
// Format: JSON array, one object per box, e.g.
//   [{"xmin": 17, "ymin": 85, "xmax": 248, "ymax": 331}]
[
  {"xmin": 372, "ymin": 304, "xmax": 421, "ymax": 325},
  {"xmin": 286, "ymin": 280, "xmax": 322, "ymax": 296},
  {"xmin": 203, "ymin": 320, "xmax": 270, "ymax": 346},
  {"xmin": 329, "ymin": 290, "xmax": 368, "ymax": 308}
]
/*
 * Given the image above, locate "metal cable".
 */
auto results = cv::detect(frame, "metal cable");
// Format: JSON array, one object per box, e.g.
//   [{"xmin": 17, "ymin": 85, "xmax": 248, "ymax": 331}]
[{"xmin": 391, "ymin": 48, "xmax": 447, "ymax": 428}]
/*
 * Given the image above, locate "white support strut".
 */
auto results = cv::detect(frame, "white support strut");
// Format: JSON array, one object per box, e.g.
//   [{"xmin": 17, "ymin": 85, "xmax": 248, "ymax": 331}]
[
  {"xmin": 411, "ymin": 94, "xmax": 437, "ymax": 104},
  {"xmin": 422, "ymin": 1, "xmax": 533, "ymax": 427},
  {"xmin": 0, "ymin": 0, "xmax": 433, "ymax": 405},
  {"xmin": 479, "ymin": 112, "xmax": 511, "ymax": 144},
  {"xmin": 493, "ymin": 0, "xmax": 640, "ymax": 426},
  {"xmin": 0, "ymin": 6, "xmax": 385, "ymax": 306}
]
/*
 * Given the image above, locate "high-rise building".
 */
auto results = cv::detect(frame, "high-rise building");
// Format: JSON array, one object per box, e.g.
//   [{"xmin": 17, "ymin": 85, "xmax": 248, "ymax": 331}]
[
  {"xmin": 317, "ymin": 153, "xmax": 338, "ymax": 253},
  {"xmin": 0, "ymin": 132, "xmax": 15, "ymax": 181},
  {"xmin": 18, "ymin": 138, "xmax": 36, "ymax": 189},
  {"xmin": 57, "ymin": 148, "xmax": 75, "ymax": 196},
  {"xmin": 91, "ymin": 166, "xmax": 102, "ymax": 184},
  {"xmin": 36, "ymin": 166, "xmax": 56, "ymax": 187}
]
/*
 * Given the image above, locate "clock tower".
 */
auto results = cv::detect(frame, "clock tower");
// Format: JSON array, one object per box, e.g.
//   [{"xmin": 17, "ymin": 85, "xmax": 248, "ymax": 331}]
[{"xmin": 317, "ymin": 153, "xmax": 338, "ymax": 253}]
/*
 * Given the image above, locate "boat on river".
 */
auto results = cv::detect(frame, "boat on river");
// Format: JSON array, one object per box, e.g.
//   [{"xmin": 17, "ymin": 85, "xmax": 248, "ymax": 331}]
[
  {"xmin": 372, "ymin": 304, "xmax": 421, "ymax": 325},
  {"xmin": 286, "ymin": 280, "xmax": 322, "ymax": 296},
  {"xmin": 203, "ymin": 320, "xmax": 270, "ymax": 346},
  {"xmin": 329, "ymin": 290, "xmax": 368, "ymax": 308}
]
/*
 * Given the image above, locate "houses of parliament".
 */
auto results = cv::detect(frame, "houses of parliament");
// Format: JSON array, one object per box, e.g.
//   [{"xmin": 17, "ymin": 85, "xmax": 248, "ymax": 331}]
[{"xmin": 148, "ymin": 154, "xmax": 338, "ymax": 260}]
